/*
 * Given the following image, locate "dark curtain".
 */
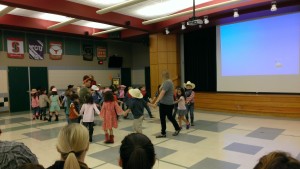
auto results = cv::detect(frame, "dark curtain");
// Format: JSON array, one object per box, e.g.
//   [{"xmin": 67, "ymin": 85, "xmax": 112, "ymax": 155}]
[{"xmin": 184, "ymin": 27, "xmax": 216, "ymax": 92}]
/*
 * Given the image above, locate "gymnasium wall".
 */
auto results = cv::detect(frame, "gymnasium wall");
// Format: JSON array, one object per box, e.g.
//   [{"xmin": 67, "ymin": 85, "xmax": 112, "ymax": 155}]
[{"xmin": 0, "ymin": 29, "xmax": 149, "ymax": 113}]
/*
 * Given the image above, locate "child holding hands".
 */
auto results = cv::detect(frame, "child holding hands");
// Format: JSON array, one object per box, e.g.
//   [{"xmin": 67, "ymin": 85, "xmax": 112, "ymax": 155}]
[
  {"xmin": 100, "ymin": 91, "xmax": 124, "ymax": 144},
  {"xmin": 124, "ymin": 88, "xmax": 156, "ymax": 133},
  {"xmin": 174, "ymin": 87, "xmax": 190, "ymax": 130}
]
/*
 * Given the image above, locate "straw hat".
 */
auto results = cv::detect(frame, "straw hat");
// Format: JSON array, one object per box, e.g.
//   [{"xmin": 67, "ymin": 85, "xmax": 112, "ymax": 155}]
[
  {"xmin": 184, "ymin": 81, "xmax": 195, "ymax": 89},
  {"xmin": 51, "ymin": 88, "xmax": 57, "ymax": 92},
  {"xmin": 30, "ymin": 89, "xmax": 38, "ymax": 94},
  {"xmin": 128, "ymin": 88, "xmax": 143, "ymax": 99},
  {"xmin": 91, "ymin": 85, "xmax": 99, "ymax": 91}
]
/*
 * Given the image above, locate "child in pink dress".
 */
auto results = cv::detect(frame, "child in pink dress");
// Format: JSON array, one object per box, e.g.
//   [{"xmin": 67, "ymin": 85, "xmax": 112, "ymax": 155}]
[
  {"xmin": 100, "ymin": 91, "xmax": 124, "ymax": 144},
  {"xmin": 30, "ymin": 89, "xmax": 39, "ymax": 120}
]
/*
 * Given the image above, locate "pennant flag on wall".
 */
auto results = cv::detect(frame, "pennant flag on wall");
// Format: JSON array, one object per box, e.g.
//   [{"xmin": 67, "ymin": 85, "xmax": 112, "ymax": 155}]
[
  {"xmin": 28, "ymin": 39, "xmax": 44, "ymax": 60},
  {"xmin": 7, "ymin": 38, "xmax": 24, "ymax": 59},
  {"xmin": 97, "ymin": 47, "xmax": 107, "ymax": 61},
  {"xmin": 49, "ymin": 41, "xmax": 63, "ymax": 60},
  {"xmin": 82, "ymin": 44, "xmax": 93, "ymax": 61}
]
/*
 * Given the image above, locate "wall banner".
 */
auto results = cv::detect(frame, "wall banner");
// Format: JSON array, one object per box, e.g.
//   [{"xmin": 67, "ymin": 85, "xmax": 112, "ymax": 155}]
[
  {"xmin": 82, "ymin": 44, "xmax": 93, "ymax": 61},
  {"xmin": 7, "ymin": 38, "xmax": 24, "ymax": 59},
  {"xmin": 28, "ymin": 39, "xmax": 44, "ymax": 60},
  {"xmin": 49, "ymin": 41, "xmax": 63, "ymax": 60}
]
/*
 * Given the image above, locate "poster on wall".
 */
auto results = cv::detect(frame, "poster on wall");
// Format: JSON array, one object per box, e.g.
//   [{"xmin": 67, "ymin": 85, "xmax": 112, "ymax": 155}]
[
  {"xmin": 7, "ymin": 38, "xmax": 24, "ymax": 59},
  {"xmin": 28, "ymin": 39, "xmax": 44, "ymax": 60},
  {"xmin": 49, "ymin": 41, "xmax": 63, "ymax": 60},
  {"xmin": 97, "ymin": 47, "xmax": 107, "ymax": 61},
  {"xmin": 82, "ymin": 44, "xmax": 93, "ymax": 61}
]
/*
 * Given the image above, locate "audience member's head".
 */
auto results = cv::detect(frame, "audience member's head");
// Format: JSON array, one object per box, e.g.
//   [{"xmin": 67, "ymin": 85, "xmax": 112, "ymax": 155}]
[
  {"xmin": 119, "ymin": 133, "xmax": 156, "ymax": 169},
  {"xmin": 56, "ymin": 123, "xmax": 90, "ymax": 169},
  {"xmin": 19, "ymin": 163, "xmax": 44, "ymax": 169},
  {"xmin": 0, "ymin": 133, "xmax": 39, "ymax": 169},
  {"xmin": 254, "ymin": 151, "xmax": 300, "ymax": 169}
]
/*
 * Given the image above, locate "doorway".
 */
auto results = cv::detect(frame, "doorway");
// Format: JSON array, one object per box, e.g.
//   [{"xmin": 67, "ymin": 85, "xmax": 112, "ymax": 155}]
[{"xmin": 8, "ymin": 67, "xmax": 48, "ymax": 113}]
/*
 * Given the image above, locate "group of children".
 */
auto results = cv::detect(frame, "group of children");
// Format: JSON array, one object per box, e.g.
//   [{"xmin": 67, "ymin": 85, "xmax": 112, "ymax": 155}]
[
  {"xmin": 29, "ymin": 75, "xmax": 196, "ymax": 144},
  {"xmin": 30, "ymin": 87, "xmax": 61, "ymax": 121}
]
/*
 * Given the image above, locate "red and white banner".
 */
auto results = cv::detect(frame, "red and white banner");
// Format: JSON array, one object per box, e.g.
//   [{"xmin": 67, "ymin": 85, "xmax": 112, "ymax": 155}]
[
  {"xmin": 7, "ymin": 38, "xmax": 24, "ymax": 59},
  {"xmin": 49, "ymin": 41, "xmax": 63, "ymax": 60},
  {"xmin": 97, "ymin": 47, "xmax": 107, "ymax": 61}
]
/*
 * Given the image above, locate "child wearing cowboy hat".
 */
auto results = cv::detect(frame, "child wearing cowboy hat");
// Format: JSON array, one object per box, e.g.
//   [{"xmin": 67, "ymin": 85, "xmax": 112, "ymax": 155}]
[
  {"xmin": 124, "ymin": 88, "xmax": 156, "ymax": 133},
  {"xmin": 184, "ymin": 81, "xmax": 196, "ymax": 126},
  {"xmin": 30, "ymin": 89, "xmax": 40, "ymax": 120}
]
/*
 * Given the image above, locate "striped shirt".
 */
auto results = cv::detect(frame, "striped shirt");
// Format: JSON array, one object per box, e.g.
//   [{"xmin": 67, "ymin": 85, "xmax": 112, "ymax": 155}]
[{"xmin": 185, "ymin": 90, "xmax": 195, "ymax": 103}]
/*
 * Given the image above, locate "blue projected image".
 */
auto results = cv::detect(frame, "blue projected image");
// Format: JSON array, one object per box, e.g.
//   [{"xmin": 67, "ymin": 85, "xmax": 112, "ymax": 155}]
[{"xmin": 220, "ymin": 12, "xmax": 300, "ymax": 76}]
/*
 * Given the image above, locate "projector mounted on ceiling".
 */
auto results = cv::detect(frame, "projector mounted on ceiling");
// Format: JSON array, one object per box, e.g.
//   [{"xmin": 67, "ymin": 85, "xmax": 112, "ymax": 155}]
[
  {"xmin": 186, "ymin": 0, "xmax": 203, "ymax": 26},
  {"xmin": 187, "ymin": 17, "xmax": 203, "ymax": 26}
]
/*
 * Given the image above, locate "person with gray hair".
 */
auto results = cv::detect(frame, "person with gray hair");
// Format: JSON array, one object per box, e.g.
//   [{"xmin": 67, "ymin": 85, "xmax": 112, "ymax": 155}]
[
  {"xmin": 0, "ymin": 129, "xmax": 39, "ymax": 169},
  {"xmin": 154, "ymin": 70, "xmax": 181, "ymax": 138}
]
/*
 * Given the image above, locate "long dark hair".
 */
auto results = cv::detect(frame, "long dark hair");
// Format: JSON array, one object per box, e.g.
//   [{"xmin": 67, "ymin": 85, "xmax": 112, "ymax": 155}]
[
  {"xmin": 104, "ymin": 91, "xmax": 114, "ymax": 102},
  {"xmin": 120, "ymin": 133, "xmax": 155, "ymax": 169},
  {"xmin": 85, "ymin": 95, "xmax": 94, "ymax": 104},
  {"xmin": 176, "ymin": 87, "xmax": 186, "ymax": 100}
]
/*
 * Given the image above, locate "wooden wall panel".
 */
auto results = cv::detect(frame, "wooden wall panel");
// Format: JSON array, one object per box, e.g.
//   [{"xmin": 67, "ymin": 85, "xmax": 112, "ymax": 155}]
[
  {"xmin": 149, "ymin": 34, "xmax": 157, "ymax": 53},
  {"xmin": 194, "ymin": 92, "xmax": 300, "ymax": 117},
  {"xmin": 167, "ymin": 51, "xmax": 177, "ymax": 63},
  {"xmin": 167, "ymin": 35, "xmax": 177, "ymax": 51},
  {"xmin": 157, "ymin": 34, "xmax": 167, "ymax": 52},
  {"xmin": 157, "ymin": 52, "xmax": 168, "ymax": 64},
  {"xmin": 150, "ymin": 52, "xmax": 158, "ymax": 65},
  {"xmin": 149, "ymin": 33, "xmax": 180, "ymax": 98}
]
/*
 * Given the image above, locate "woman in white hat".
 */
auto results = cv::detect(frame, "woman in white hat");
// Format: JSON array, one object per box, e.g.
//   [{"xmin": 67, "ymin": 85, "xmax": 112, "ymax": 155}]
[
  {"xmin": 184, "ymin": 81, "xmax": 196, "ymax": 126},
  {"xmin": 154, "ymin": 71, "xmax": 181, "ymax": 138}
]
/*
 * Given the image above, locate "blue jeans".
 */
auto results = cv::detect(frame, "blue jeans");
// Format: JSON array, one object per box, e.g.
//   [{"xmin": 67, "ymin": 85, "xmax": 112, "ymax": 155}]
[{"xmin": 185, "ymin": 103, "xmax": 194, "ymax": 124}]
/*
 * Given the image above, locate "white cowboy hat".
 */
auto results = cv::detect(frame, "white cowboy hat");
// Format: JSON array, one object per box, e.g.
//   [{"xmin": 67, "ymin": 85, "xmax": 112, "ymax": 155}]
[
  {"xmin": 184, "ymin": 81, "xmax": 196, "ymax": 89},
  {"xmin": 91, "ymin": 85, "xmax": 99, "ymax": 91},
  {"xmin": 51, "ymin": 88, "xmax": 57, "ymax": 92},
  {"xmin": 30, "ymin": 89, "xmax": 38, "ymax": 94},
  {"xmin": 128, "ymin": 88, "xmax": 143, "ymax": 99}
]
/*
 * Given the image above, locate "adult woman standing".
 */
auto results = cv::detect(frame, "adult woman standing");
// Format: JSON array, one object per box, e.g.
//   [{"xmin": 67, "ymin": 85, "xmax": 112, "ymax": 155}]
[
  {"xmin": 47, "ymin": 124, "xmax": 90, "ymax": 169},
  {"xmin": 154, "ymin": 71, "xmax": 181, "ymax": 138}
]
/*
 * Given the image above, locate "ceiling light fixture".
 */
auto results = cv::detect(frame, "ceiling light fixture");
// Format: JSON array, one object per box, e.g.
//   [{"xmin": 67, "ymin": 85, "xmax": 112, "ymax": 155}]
[
  {"xmin": 92, "ymin": 27, "xmax": 125, "ymax": 36},
  {"xmin": 233, "ymin": 9, "xmax": 239, "ymax": 18},
  {"xmin": 204, "ymin": 16, "xmax": 209, "ymax": 24},
  {"xmin": 271, "ymin": 1, "xmax": 277, "ymax": 12},
  {"xmin": 181, "ymin": 22, "xmax": 186, "ymax": 30},
  {"xmin": 165, "ymin": 28, "xmax": 170, "ymax": 35},
  {"xmin": 142, "ymin": 0, "xmax": 241, "ymax": 25}
]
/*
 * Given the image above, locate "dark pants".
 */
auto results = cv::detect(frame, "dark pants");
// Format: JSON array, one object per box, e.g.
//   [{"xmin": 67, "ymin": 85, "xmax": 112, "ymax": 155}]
[
  {"xmin": 185, "ymin": 103, "xmax": 195, "ymax": 124},
  {"xmin": 159, "ymin": 103, "xmax": 180, "ymax": 135},
  {"xmin": 39, "ymin": 107, "xmax": 47, "ymax": 116},
  {"xmin": 172, "ymin": 106, "xmax": 178, "ymax": 119},
  {"xmin": 83, "ymin": 122, "xmax": 94, "ymax": 142}
]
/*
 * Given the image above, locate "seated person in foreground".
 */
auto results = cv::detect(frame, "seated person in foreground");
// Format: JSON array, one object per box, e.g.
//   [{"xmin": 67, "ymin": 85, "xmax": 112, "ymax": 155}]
[
  {"xmin": 254, "ymin": 151, "xmax": 300, "ymax": 169},
  {"xmin": 47, "ymin": 124, "xmax": 90, "ymax": 169},
  {"xmin": 0, "ymin": 129, "xmax": 39, "ymax": 169},
  {"xmin": 119, "ymin": 133, "xmax": 156, "ymax": 169}
]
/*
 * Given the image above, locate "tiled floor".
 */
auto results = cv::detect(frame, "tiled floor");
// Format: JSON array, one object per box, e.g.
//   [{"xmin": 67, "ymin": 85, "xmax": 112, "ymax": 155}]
[{"xmin": 1, "ymin": 109, "xmax": 300, "ymax": 169}]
